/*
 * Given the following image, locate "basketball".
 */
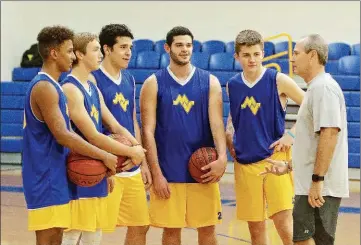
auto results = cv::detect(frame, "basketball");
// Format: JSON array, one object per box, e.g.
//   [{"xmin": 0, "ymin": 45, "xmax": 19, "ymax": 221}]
[
  {"xmin": 109, "ymin": 134, "xmax": 133, "ymax": 173},
  {"xmin": 188, "ymin": 147, "xmax": 218, "ymax": 183},
  {"xmin": 67, "ymin": 152, "xmax": 107, "ymax": 187}
]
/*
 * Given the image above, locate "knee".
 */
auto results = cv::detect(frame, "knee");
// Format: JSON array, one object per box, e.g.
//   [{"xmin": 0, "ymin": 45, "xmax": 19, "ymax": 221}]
[
  {"xmin": 163, "ymin": 228, "xmax": 182, "ymax": 236},
  {"xmin": 197, "ymin": 225, "xmax": 216, "ymax": 236},
  {"xmin": 248, "ymin": 221, "xmax": 266, "ymax": 236},
  {"xmin": 128, "ymin": 225, "xmax": 149, "ymax": 235}
]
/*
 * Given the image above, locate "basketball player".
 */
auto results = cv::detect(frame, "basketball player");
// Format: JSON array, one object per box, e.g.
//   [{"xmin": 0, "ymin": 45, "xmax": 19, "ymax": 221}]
[
  {"xmin": 140, "ymin": 26, "xmax": 227, "ymax": 245},
  {"xmin": 88, "ymin": 24, "xmax": 151, "ymax": 245},
  {"xmin": 60, "ymin": 32, "xmax": 146, "ymax": 245},
  {"xmin": 22, "ymin": 26, "xmax": 118, "ymax": 245},
  {"xmin": 225, "ymin": 29, "xmax": 305, "ymax": 245}
]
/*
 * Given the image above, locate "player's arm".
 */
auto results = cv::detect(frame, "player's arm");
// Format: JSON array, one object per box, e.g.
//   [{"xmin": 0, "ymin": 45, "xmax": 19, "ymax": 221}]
[
  {"xmin": 201, "ymin": 75, "xmax": 227, "ymax": 183},
  {"xmin": 31, "ymin": 81, "xmax": 116, "ymax": 172},
  {"xmin": 225, "ymin": 82, "xmax": 236, "ymax": 159},
  {"xmin": 270, "ymin": 73, "xmax": 305, "ymax": 151},
  {"xmin": 140, "ymin": 75, "xmax": 162, "ymax": 177},
  {"xmin": 62, "ymin": 83, "xmax": 139, "ymax": 159}
]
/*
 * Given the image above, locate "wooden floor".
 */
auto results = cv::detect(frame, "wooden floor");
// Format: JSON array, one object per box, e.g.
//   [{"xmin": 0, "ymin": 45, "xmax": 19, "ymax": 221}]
[{"xmin": 1, "ymin": 166, "xmax": 360, "ymax": 245}]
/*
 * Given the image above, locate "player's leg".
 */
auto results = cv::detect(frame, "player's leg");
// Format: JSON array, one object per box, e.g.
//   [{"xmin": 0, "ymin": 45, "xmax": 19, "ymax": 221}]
[
  {"xmin": 36, "ymin": 228, "xmax": 64, "ymax": 245},
  {"xmin": 265, "ymin": 150, "xmax": 294, "ymax": 245},
  {"xmin": 186, "ymin": 183, "xmax": 221, "ymax": 245},
  {"xmin": 149, "ymin": 183, "xmax": 186, "ymax": 245},
  {"xmin": 234, "ymin": 162, "xmax": 269, "ymax": 245}
]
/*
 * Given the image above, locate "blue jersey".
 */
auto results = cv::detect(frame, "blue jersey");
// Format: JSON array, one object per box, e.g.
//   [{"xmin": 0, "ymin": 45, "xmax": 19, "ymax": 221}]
[
  {"xmin": 228, "ymin": 68, "xmax": 286, "ymax": 164},
  {"xmin": 92, "ymin": 68, "xmax": 138, "ymax": 173},
  {"xmin": 22, "ymin": 72, "xmax": 71, "ymax": 209},
  {"xmin": 154, "ymin": 67, "xmax": 215, "ymax": 183},
  {"xmin": 61, "ymin": 75, "xmax": 107, "ymax": 199}
]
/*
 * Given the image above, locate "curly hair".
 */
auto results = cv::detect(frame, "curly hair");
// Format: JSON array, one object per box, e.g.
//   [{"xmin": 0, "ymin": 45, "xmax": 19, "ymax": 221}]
[
  {"xmin": 234, "ymin": 30, "xmax": 264, "ymax": 54},
  {"xmin": 37, "ymin": 25, "xmax": 74, "ymax": 60},
  {"xmin": 99, "ymin": 24, "xmax": 134, "ymax": 55}
]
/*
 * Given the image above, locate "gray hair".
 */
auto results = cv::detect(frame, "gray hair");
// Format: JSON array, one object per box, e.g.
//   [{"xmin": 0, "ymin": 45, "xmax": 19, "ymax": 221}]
[{"xmin": 303, "ymin": 34, "xmax": 328, "ymax": 65}]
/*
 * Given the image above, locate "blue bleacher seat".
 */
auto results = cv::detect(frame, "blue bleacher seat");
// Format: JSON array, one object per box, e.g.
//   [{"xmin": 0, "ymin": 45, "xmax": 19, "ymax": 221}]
[
  {"xmin": 328, "ymin": 42, "xmax": 351, "ymax": 60},
  {"xmin": 210, "ymin": 71, "xmax": 237, "ymax": 86},
  {"xmin": 223, "ymin": 102, "xmax": 229, "ymax": 118},
  {"xmin": 12, "ymin": 67, "xmax": 40, "ymax": 81},
  {"xmin": 1, "ymin": 96, "xmax": 24, "ymax": 109},
  {"xmin": 222, "ymin": 87, "xmax": 229, "ymax": 102},
  {"xmin": 338, "ymin": 55, "xmax": 360, "ymax": 76},
  {"xmin": 264, "ymin": 41, "xmax": 275, "ymax": 57},
  {"xmin": 225, "ymin": 41, "xmax": 235, "ymax": 54},
  {"xmin": 127, "ymin": 69, "xmax": 156, "ymax": 84},
  {"xmin": 349, "ymin": 153, "xmax": 360, "ymax": 168},
  {"xmin": 154, "ymin": 40, "xmax": 166, "ymax": 54},
  {"xmin": 135, "ymin": 84, "xmax": 142, "ymax": 99},
  {"xmin": 349, "ymin": 138, "xmax": 360, "ymax": 154},
  {"xmin": 1, "ymin": 110, "xmax": 24, "ymax": 123},
  {"xmin": 209, "ymin": 53, "xmax": 234, "ymax": 71},
  {"xmin": 136, "ymin": 51, "xmax": 160, "ymax": 69},
  {"xmin": 160, "ymin": 53, "xmax": 170, "ymax": 68},
  {"xmin": 1, "ymin": 123, "xmax": 23, "ymax": 137},
  {"xmin": 133, "ymin": 39, "xmax": 154, "ymax": 53},
  {"xmin": 234, "ymin": 60, "xmax": 242, "ymax": 71},
  {"xmin": 193, "ymin": 40, "xmax": 202, "ymax": 52},
  {"xmin": 344, "ymin": 92, "xmax": 360, "ymax": 106},
  {"xmin": 348, "ymin": 122, "xmax": 360, "ymax": 138},
  {"xmin": 352, "ymin": 43, "xmax": 360, "ymax": 56},
  {"xmin": 191, "ymin": 53, "xmax": 210, "ymax": 70},
  {"xmin": 1, "ymin": 138, "xmax": 23, "ymax": 153},
  {"xmin": 263, "ymin": 59, "xmax": 290, "ymax": 74},
  {"xmin": 201, "ymin": 40, "xmax": 225, "ymax": 54},
  {"xmin": 333, "ymin": 75, "xmax": 360, "ymax": 91},
  {"xmin": 325, "ymin": 61, "xmax": 339, "ymax": 75},
  {"xmin": 347, "ymin": 107, "xmax": 360, "ymax": 122},
  {"xmin": 128, "ymin": 53, "xmax": 137, "ymax": 68},
  {"xmin": 274, "ymin": 41, "xmax": 295, "ymax": 59},
  {"xmin": 1, "ymin": 82, "xmax": 29, "ymax": 95}
]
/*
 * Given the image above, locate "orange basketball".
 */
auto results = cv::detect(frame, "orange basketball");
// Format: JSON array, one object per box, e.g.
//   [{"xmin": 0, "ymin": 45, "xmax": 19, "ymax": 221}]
[
  {"xmin": 109, "ymin": 134, "xmax": 133, "ymax": 173},
  {"xmin": 67, "ymin": 152, "xmax": 107, "ymax": 187},
  {"xmin": 188, "ymin": 147, "xmax": 218, "ymax": 183}
]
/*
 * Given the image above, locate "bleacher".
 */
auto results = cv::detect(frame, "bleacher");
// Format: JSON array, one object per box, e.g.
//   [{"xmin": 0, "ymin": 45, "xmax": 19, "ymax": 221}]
[{"xmin": 1, "ymin": 40, "xmax": 360, "ymax": 169}]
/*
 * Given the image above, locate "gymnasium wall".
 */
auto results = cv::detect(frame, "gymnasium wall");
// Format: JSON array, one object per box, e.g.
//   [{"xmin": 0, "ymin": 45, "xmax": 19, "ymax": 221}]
[{"xmin": 1, "ymin": 1, "xmax": 360, "ymax": 81}]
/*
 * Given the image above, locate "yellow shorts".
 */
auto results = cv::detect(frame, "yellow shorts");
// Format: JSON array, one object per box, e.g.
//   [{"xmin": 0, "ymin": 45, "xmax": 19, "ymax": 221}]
[
  {"xmin": 67, "ymin": 197, "xmax": 109, "ymax": 232},
  {"xmin": 103, "ymin": 173, "xmax": 149, "ymax": 232},
  {"xmin": 149, "ymin": 183, "xmax": 222, "ymax": 228},
  {"xmin": 28, "ymin": 203, "xmax": 70, "ymax": 231},
  {"xmin": 234, "ymin": 150, "xmax": 294, "ymax": 222}
]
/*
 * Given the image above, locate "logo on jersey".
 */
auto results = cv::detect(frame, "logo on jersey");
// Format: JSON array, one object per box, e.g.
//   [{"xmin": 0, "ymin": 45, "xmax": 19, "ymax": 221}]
[
  {"xmin": 173, "ymin": 94, "xmax": 195, "ymax": 113},
  {"xmin": 241, "ymin": 96, "xmax": 261, "ymax": 115},
  {"xmin": 113, "ymin": 92, "xmax": 129, "ymax": 112},
  {"xmin": 23, "ymin": 112, "xmax": 26, "ymax": 129},
  {"xmin": 90, "ymin": 104, "xmax": 99, "ymax": 124}
]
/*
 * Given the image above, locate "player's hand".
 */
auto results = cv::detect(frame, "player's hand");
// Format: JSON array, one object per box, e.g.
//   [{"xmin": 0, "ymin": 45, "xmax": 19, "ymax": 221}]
[
  {"xmin": 153, "ymin": 174, "xmax": 171, "ymax": 199},
  {"xmin": 141, "ymin": 163, "xmax": 152, "ymax": 190},
  {"xmin": 200, "ymin": 156, "xmax": 227, "ymax": 183},
  {"xmin": 107, "ymin": 176, "xmax": 115, "ymax": 193},
  {"xmin": 308, "ymin": 181, "xmax": 325, "ymax": 208},
  {"xmin": 121, "ymin": 159, "xmax": 136, "ymax": 171},
  {"xmin": 259, "ymin": 158, "xmax": 289, "ymax": 176},
  {"xmin": 129, "ymin": 145, "xmax": 146, "ymax": 166},
  {"xmin": 102, "ymin": 152, "xmax": 117, "ymax": 175},
  {"xmin": 269, "ymin": 133, "xmax": 294, "ymax": 152}
]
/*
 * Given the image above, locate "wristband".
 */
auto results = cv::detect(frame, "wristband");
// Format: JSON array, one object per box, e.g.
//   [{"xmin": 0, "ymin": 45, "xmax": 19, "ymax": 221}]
[{"xmin": 287, "ymin": 130, "xmax": 295, "ymax": 139}]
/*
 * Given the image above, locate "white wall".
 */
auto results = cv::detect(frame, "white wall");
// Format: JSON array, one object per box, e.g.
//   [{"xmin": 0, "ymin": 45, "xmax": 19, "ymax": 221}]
[{"xmin": 1, "ymin": 1, "xmax": 360, "ymax": 81}]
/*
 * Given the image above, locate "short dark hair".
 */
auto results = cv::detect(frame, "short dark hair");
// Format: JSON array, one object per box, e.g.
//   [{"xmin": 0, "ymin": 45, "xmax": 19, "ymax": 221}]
[
  {"xmin": 166, "ymin": 26, "xmax": 194, "ymax": 46},
  {"xmin": 99, "ymin": 24, "xmax": 134, "ymax": 55},
  {"xmin": 37, "ymin": 25, "xmax": 74, "ymax": 60}
]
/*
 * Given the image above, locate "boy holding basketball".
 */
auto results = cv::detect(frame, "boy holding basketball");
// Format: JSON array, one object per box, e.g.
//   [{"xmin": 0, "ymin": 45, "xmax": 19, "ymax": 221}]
[
  {"xmin": 140, "ymin": 26, "xmax": 227, "ymax": 245},
  {"xmin": 225, "ymin": 29, "xmax": 304, "ymax": 245},
  {"xmin": 88, "ymin": 24, "xmax": 152, "ymax": 245},
  {"xmin": 22, "ymin": 26, "xmax": 118, "ymax": 245},
  {"xmin": 60, "ymin": 32, "xmax": 146, "ymax": 245}
]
